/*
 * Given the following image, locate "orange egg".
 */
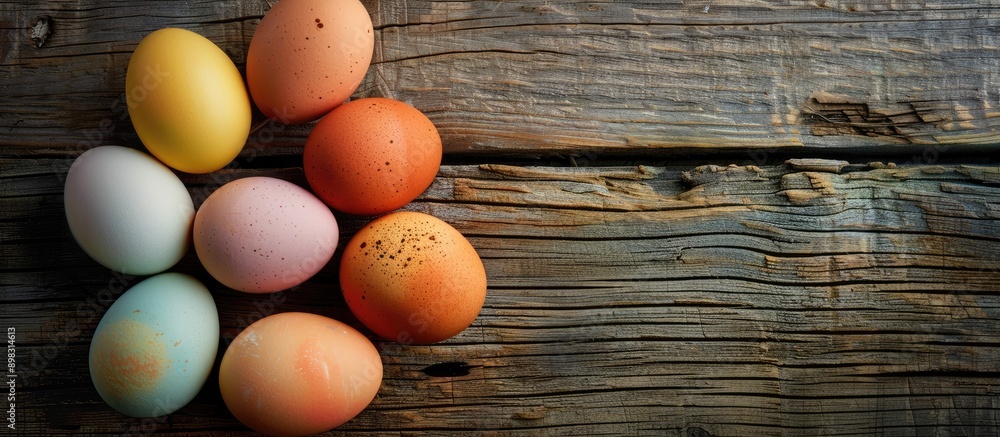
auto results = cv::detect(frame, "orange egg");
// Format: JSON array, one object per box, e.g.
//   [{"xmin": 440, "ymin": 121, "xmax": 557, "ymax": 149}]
[
  {"xmin": 218, "ymin": 312, "xmax": 382, "ymax": 436},
  {"xmin": 340, "ymin": 211, "xmax": 487, "ymax": 344},
  {"xmin": 304, "ymin": 97, "xmax": 443, "ymax": 216},
  {"xmin": 246, "ymin": 0, "xmax": 374, "ymax": 124}
]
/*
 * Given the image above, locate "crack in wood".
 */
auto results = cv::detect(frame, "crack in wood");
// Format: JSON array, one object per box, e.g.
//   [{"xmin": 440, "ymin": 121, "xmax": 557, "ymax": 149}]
[
  {"xmin": 421, "ymin": 361, "xmax": 479, "ymax": 377},
  {"xmin": 801, "ymin": 92, "xmax": 917, "ymax": 143},
  {"xmin": 799, "ymin": 91, "xmax": 999, "ymax": 148}
]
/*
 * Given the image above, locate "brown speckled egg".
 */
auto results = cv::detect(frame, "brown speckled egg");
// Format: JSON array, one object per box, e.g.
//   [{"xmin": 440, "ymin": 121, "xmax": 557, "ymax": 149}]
[
  {"xmin": 247, "ymin": 0, "xmax": 374, "ymax": 124},
  {"xmin": 219, "ymin": 312, "xmax": 382, "ymax": 436},
  {"xmin": 340, "ymin": 211, "xmax": 487, "ymax": 344},
  {"xmin": 304, "ymin": 97, "xmax": 442, "ymax": 216},
  {"xmin": 194, "ymin": 177, "xmax": 338, "ymax": 293}
]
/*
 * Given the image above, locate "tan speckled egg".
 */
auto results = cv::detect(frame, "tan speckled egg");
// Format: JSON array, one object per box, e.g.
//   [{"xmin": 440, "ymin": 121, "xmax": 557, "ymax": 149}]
[
  {"xmin": 246, "ymin": 0, "xmax": 374, "ymax": 124},
  {"xmin": 194, "ymin": 177, "xmax": 338, "ymax": 293},
  {"xmin": 340, "ymin": 211, "xmax": 487, "ymax": 344},
  {"xmin": 219, "ymin": 312, "xmax": 382, "ymax": 436}
]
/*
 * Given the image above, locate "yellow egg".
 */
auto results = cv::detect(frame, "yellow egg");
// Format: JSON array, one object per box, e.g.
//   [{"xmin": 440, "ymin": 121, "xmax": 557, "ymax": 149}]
[{"xmin": 126, "ymin": 28, "xmax": 251, "ymax": 174}]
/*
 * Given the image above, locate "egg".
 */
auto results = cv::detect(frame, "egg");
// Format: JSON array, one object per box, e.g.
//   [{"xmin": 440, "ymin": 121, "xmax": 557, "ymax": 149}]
[
  {"xmin": 304, "ymin": 97, "xmax": 443, "ymax": 216},
  {"xmin": 193, "ymin": 177, "xmax": 338, "ymax": 293},
  {"xmin": 127, "ymin": 27, "xmax": 251, "ymax": 174},
  {"xmin": 247, "ymin": 0, "xmax": 374, "ymax": 124},
  {"xmin": 89, "ymin": 273, "xmax": 219, "ymax": 417},
  {"xmin": 64, "ymin": 146, "xmax": 194, "ymax": 275},
  {"xmin": 340, "ymin": 211, "xmax": 487, "ymax": 344},
  {"xmin": 219, "ymin": 312, "xmax": 382, "ymax": 436}
]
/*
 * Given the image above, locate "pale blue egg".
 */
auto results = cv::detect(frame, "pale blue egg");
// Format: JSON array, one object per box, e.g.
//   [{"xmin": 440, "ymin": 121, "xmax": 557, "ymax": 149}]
[{"xmin": 89, "ymin": 273, "xmax": 219, "ymax": 417}]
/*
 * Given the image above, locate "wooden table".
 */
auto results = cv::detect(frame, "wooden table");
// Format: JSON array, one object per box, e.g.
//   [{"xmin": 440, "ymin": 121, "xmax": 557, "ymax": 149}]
[{"xmin": 4, "ymin": 1, "xmax": 1000, "ymax": 435}]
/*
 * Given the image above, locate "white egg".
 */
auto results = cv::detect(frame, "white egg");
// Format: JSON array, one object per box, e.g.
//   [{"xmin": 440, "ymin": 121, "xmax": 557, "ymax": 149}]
[
  {"xmin": 89, "ymin": 273, "xmax": 220, "ymax": 417},
  {"xmin": 64, "ymin": 146, "xmax": 194, "ymax": 275}
]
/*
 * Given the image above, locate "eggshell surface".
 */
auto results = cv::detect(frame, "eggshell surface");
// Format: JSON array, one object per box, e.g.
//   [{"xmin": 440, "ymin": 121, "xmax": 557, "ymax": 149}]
[
  {"xmin": 219, "ymin": 312, "xmax": 382, "ymax": 436},
  {"xmin": 89, "ymin": 273, "xmax": 219, "ymax": 418},
  {"xmin": 304, "ymin": 97, "xmax": 443, "ymax": 216},
  {"xmin": 194, "ymin": 177, "xmax": 338, "ymax": 293},
  {"xmin": 64, "ymin": 146, "xmax": 194, "ymax": 275},
  {"xmin": 340, "ymin": 211, "xmax": 487, "ymax": 344},
  {"xmin": 127, "ymin": 27, "xmax": 251, "ymax": 173},
  {"xmin": 247, "ymin": 0, "xmax": 374, "ymax": 124}
]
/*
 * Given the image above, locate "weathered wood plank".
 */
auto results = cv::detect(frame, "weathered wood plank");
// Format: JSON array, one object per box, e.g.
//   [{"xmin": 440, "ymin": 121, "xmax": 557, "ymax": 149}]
[
  {"xmin": 368, "ymin": 1, "xmax": 1000, "ymax": 156},
  {"xmin": 4, "ymin": 1, "xmax": 1000, "ymax": 157},
  {"xmin": 3, "ymin": 157, "xmax": 1000, "ymax": 435},
  {"xmin": 5, "ymin": 1, "xmax": 1000, "ymax": 434}
]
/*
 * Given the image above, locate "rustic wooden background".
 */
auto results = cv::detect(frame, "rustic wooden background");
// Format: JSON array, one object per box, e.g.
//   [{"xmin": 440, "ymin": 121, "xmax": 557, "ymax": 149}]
[{"xmin": 4, "ymin": 1, "xmax": 1000, "ymax": 435}]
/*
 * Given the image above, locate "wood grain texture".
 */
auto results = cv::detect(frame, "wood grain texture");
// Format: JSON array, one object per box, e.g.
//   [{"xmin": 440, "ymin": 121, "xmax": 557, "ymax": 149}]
[
  {"xmin": 4, "ymin": 157, "xmax": 1000, "ymax": 435},
  {"xmin": 4, "ymin": 1, "xmax": 1000, "ymax": 157},
  {"xmin": 5, "ymin": 0, "xmax": 1000, "ymax": 435}
]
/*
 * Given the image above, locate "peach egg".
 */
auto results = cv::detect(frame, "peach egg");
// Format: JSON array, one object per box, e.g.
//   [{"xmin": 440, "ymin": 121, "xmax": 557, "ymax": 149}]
[
  {"xmin": 304, "ymin": 97, "xmax": 442, "ymax": 216},
  {"xmin": 219, "ymin": 312, "xmax": 382, "ymax": 436},
  {"xmin": 193, "ymin": 177, "xmax": 338, "ymax": 293},
  {"xmin": 246, "ymin": 0, "xmax": 374, "ymax": 124},
  {"xmin": 340, "ymin": 211, "xmax": 487, "ymax": 344}
]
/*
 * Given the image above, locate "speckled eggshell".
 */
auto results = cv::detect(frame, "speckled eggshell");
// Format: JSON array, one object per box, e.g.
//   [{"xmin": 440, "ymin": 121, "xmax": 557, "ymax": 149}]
[
  {"xmin": 89, "ymin": 273, "xmax": 219, "ymax": 418},
  {"xmin": 339, "ymin": 211, "xmax": 487, "ymax": 344},
  {"xmin": 246, "ymin": 0, "xmax": 374, "ymax": 124},
  {"xmin": 304, "ymin": 97, "xmax": 443, "ymax": 216},
  {"xmin": 218, "ymin": 312, "xmax": 382, "ymax": 436},
  {"xmin": 193, "ymin": 177, "xmax": 338, "ymax": 293}
]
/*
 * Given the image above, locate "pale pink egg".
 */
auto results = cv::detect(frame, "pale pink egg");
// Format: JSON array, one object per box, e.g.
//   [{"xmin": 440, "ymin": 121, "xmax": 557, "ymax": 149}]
[{"xmin": 194, "ymin": 177, "xmax": 338, "ymax": 293}]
